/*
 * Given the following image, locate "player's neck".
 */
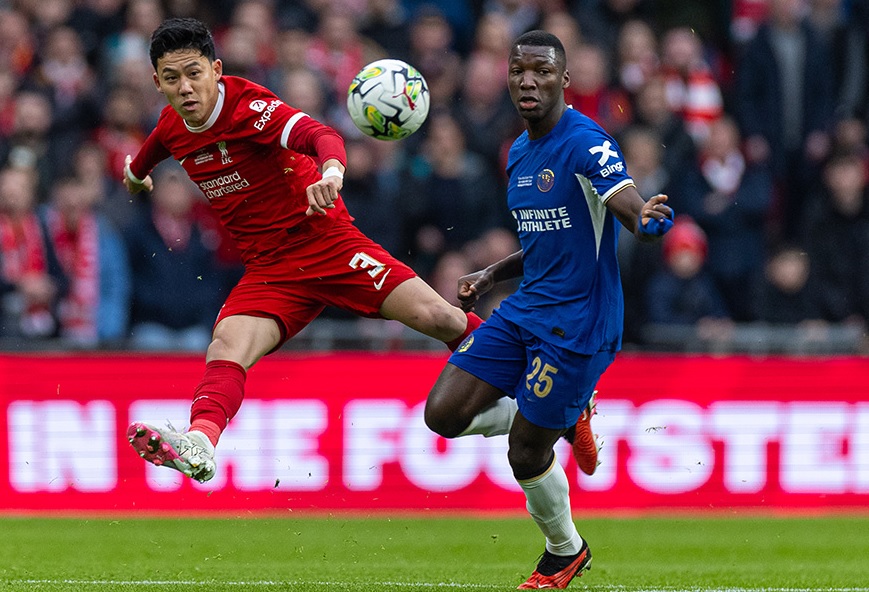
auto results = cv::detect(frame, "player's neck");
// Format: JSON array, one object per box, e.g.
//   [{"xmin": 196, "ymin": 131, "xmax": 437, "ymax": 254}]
[{"xmin": 526, "ymin": 103, "xmax": 566, "ymax": 140}]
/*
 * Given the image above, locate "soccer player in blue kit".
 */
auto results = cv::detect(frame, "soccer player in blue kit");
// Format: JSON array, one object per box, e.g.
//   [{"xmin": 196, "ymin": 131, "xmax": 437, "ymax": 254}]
[{"xmin": 425, "ymin": 31, "xmax": 674, "ymax": 589}]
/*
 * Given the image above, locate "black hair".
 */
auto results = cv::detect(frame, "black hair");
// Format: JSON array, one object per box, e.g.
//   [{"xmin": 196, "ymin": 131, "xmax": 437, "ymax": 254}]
[
  {"xmin": 149, "ymin": 18, "xmax": 215, "ymax": 70},
  {"xmin": 512, "ymin": 30, "xmax": 567, "ymax": 70}
]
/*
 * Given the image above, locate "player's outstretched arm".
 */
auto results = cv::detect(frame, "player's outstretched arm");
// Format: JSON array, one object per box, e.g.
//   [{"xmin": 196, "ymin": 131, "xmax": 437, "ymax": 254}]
[
  {"xmin": 606, "ymin": 186, "xmax": 673, "ymax": 241},
  {"xmin": 123, "ymin": 155, "xmax": 153, "ymax": 195},
  {"xmin": 457, "ymin": 250, "xmax": 524, "ymax": 312}
]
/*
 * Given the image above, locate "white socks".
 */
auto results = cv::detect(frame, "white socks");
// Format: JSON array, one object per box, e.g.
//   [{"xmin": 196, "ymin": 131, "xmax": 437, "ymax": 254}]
[
  {"xmin": 457, "ymin": 398, "xmax": 518, "ymax": 438},
  {"xmin": 519, "ymin": 457, "xmax": 583, "ymax": 556}
]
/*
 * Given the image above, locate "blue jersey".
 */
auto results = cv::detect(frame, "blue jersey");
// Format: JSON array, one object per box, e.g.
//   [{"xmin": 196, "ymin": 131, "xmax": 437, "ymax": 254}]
[{"xmin": 496, "ymin": 108, "xmax": 634, "ymax": 354}]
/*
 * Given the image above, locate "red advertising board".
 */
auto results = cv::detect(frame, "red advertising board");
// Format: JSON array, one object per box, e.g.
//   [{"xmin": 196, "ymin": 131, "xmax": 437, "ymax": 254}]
[{"xmin": 1, "ymin": 353, "xmax": 867, "ymax": 513}]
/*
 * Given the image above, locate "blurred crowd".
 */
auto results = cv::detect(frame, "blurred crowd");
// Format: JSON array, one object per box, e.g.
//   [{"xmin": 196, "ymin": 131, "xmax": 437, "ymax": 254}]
[{"xmin": 0, "ymin": 0, "xmax": 867, "ymax": 353}]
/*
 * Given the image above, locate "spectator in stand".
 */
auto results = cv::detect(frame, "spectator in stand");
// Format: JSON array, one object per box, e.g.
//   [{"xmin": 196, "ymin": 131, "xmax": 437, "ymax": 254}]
[
  {"xmin": 0, "ymin": 166, "xmax": 67, "ymax": 340},
  {"xmin": 754, "ymin": 243, "xmax": 823, "ymax": 324},
  {"xmin": 340, "ymin": 137, "xmax": 404, "ymax": 255},
  {"xmin": 360, "ymin": 0, "xmax": 412, "ymax": 61},
  {"xmin": 618, "ymin": 125, "xmax": 673, "ymax": 344},
  {"xmin": 0, "ymin": 68, "xmax": 18, "ymax": 139},
  {"xmin": 222, "ymin": 0, "xmax": 278, "ymax": 78},
  {"xmin": 278, "ymin": 67, "xmax": 331, "ymax": 126},
  {"xmin": 571, "ymin": 0, "xmax": 654, "ymax": 55},
  {"xmin": 482, "ymin": 0, "xmax": 543, "ymax": 40},
  {"xmin": 41, "ymin": 175, "xmax": 130, "ymax": 347},
  {"xmin": 470, "ymin": 11, "xmax": 514, "ymax": 71},
  {"xmin": 803, "ymin": 151, "xmax": 869, "ymax": 327},
  {"xmin": 30, "ymin": 25, "xmax": 101, "ymax": 154},
  {"xmin": 100, "ymin": 0, "xmax": 164, "ymax": 79},
  {"xmin": 659, "ymin": 26, "xmax": 724, "ymax": 145},
  {"xmin": 122, "ymin": 163, "xmax": 225, "ymax": 351},
  {"xmin": 93, "ymin": 85, "xmax": 148, "ymax": 184},
  {"xmin": 734, "ymin": 0, "xmax": 835, "ymax": 240},
  {"xmin": 405, "ymin": 6, "xmax": 464, "ymax": 112},
  {"xmin": 677, "ymin": 115, "xmax": 773, "ymax": 321},
  {"xmin": 71, "ymin": 141, "xmax": 132, "ymax": 235},
  {"xmin": 305, "ymin": 8, "xmax": 382, "ymax": 106},
  {"xmin": 0, "ymin": 90, "xmax": 58, "ymax": 196},
  {"xmin": 614, "ymin": 19, "xmax": 659, "ymax": 97},
  {"xmin": 0, "ymin": 8, "xmax": 37, "ymax": 78},
  {"xmin": 645, "ymin": 215, "xmax": 730, "ymax": 327},
  {"xmin": 539, "ymin": 10, "xmax": 583, "ymax": 58},
  {"xmin": 217, "ymin": 19, "xmax": 271, "ymax": 84},
  {"xmin": 565, "ymin": 43, "xmax": 633, "ymax": 135},
  {"xmin": 402, "ymin": 110, "xmax": 504, "ymax": 277},
  {"xmin": 453, "ymin": 52, "xmax": 515, "ymax": 187},
  {"xmin": 633, "ymin": 74, "xmax": 698, "ymax": 186}
]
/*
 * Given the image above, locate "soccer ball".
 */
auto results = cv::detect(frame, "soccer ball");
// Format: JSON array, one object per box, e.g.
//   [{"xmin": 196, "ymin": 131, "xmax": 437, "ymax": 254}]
[{"xmin": 347, "ymin": 59, "xmax": 430, "ymax": 141}]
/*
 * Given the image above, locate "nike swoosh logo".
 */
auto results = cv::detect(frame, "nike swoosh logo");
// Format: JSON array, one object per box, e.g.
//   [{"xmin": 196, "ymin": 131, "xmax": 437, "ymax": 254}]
[{"xmin": 373, "ymin": 268, "xmax": 391, "ymax": 291}]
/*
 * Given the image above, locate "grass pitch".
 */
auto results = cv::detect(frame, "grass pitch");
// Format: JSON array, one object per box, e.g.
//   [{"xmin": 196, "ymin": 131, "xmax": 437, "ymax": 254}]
[{"xmin": 1, "ymin": 514, "xmax": 868, "ymax": 591}]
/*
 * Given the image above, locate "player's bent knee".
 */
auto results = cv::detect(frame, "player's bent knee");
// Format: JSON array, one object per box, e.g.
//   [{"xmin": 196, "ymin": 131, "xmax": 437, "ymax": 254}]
[{"xmin": 423, "ymin": 397, "xmax": 463, "ymax": 439}]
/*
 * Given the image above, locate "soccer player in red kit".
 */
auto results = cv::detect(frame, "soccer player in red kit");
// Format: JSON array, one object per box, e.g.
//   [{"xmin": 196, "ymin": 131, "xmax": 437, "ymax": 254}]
[{"xmin": 124, "ymin": 18, "xmax": 481, "ymax": 482}]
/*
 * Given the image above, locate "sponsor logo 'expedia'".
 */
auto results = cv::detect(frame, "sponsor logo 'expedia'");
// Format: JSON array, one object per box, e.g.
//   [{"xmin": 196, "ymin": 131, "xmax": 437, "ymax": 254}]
[{"xmin": 254, "ymin": 99, "xmax": 282, "ymax": 130}]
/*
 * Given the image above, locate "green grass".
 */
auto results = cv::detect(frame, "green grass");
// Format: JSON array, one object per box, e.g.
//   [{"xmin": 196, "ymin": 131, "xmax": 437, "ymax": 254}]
[{"xmin": 1, "ymin": 514, "xmax": 868, "ymax": 591}]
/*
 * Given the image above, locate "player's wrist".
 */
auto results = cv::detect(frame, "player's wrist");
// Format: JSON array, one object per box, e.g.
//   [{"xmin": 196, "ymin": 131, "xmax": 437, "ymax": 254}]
[{"xmin": 322, "ymin": 166, "xmax": 344, "ymax": 180}]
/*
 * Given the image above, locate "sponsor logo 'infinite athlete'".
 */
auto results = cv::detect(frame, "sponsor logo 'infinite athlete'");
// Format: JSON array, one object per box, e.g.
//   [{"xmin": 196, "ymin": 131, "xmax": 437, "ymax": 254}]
[{"xmin": 254, "ymin": 99, "xmax": 283, "ymax": 130}]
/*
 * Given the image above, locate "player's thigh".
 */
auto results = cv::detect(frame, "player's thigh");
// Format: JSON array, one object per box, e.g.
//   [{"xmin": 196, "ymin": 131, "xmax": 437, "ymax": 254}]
[
  {"xmin": 517, "ymin": 337, "xmax": 615, "ymax": 430},
  {"xmin": 432, "ymin": 311, "xmax": 527, "ymax": 418},
  {"xmin": 208, "ymin": 314, "xmax": 282, "ymax": 368},
  {"xmin": 426, "ymin": 363, "xmax": 506, "ymax": 437},
  {"xmin": 379, "ymin": 277, "xmax": 466, "ymax": 340},
  {"xmin": 215, "ymin": 280, "xmax": 322, "ymax": 360}
]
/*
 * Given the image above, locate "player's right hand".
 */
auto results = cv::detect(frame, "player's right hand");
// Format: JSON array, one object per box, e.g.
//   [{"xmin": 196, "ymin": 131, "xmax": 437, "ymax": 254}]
[
  {"xmin": 305, "ymin": 175, "xmax": 341, "ymax": 216},
  {"xmin": 457, "ymin": 270, "xmax": 493, "ymax": 313},
  {"xmin": 122, "ymin": 155, "xmax": 153, "ymax": 194}
]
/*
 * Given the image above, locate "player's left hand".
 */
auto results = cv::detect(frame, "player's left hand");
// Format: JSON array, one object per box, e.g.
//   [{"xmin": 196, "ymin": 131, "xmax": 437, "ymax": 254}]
[
  {"xmin": 305, "ymin": 175, "xmax": 342, "ymax": 216},
  {"xmin": 638, "ymin": 194, "xmax": 674, "ymax": 238}
]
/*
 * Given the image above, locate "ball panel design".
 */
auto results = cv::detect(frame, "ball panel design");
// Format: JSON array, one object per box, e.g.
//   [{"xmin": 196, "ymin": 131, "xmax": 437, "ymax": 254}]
[{"xmin": 347, "ymin": 59, "xmax": 430, "ymax": 141}]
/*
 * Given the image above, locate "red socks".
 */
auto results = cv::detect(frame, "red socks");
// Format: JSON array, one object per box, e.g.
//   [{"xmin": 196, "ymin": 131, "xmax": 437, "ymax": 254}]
[
  {"xmin": 446, "ymin": 312, "xmax": 483, "ymax": 352},
  {"xmin": 189, "ymin": 360, "xmax": 247, "ymax": 446}
]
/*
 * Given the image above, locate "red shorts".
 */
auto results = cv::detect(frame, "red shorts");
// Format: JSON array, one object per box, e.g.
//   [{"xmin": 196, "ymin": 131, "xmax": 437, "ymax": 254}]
[{"xmin": 216, "ymin": 219, "xmax": 416, "ymax": 348}]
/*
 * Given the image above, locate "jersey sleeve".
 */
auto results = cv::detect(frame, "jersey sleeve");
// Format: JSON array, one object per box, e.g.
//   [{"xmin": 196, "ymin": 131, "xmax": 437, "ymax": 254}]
[
  {"xmin": 127, "ymin": 122, "xmax": 172, "ymax": 182},
  {"xmin": 573, "ymin": 127, "xmax": 634, "ymax": 205},
  {"xmin": 235, "ymin": 81, "xmax": 346, "ymax": 166}
]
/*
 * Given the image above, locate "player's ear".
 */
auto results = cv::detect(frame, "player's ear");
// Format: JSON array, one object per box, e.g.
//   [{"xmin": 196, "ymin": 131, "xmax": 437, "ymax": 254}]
[
  {"xmin": 152, "ymin": 72, "xmax": 163, "ymax": 93},
  {"xmin": 562, "ymin": 69, "xmax": 570, "ymax": 89},
  {"xmin": 212, "ymin": 58, "xmax": 223, "ymax": 80}
]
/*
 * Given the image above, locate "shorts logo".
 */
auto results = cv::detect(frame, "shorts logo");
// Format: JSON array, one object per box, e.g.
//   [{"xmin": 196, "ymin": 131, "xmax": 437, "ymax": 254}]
[
  {"xmin": 349, "ymin": 252, "xmax": 390, "ymax": 290},
  {"xmin": 536, "ymin": 169, "xmax": 555, "ymax": 192},
  {"xmin": 249, "ymin": 100, "xmax": 268, "ymax": 112},
  {"xmin": 457, "ymin": 334, "xmax": 474, "ymax": 353}
]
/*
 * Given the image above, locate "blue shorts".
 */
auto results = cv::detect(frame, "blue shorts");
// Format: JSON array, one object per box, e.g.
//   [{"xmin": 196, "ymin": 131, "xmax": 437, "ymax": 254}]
[{"xmin": 449, "ymin": 309, "xmax": 616, "ymax": 430}]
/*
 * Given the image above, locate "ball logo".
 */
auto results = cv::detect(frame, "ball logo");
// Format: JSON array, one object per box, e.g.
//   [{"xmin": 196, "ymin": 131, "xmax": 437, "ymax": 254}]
[
  {"xmin": 536, "ymin": 169, "xmax": 555, "ymax": 192},
  {"xmin": 249, "ymin": 100, "xmax": 267, "ymax": 113}
]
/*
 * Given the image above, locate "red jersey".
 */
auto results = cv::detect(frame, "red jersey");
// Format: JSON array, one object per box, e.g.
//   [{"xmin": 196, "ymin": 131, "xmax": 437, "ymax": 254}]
[{"xmin": 128, "ymin": 75, "xmax": 348, "ymax": 265}]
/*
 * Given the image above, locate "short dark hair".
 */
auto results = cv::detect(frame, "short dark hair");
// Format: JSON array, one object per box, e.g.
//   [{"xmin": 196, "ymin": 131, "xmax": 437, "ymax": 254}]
[
  {"xmin": 149, "ymin": 18, "xmax": 215, "ymax": 70},
  {"xmin": 512, "ymin": 30, "xmax": 567, "ymax": 70}
]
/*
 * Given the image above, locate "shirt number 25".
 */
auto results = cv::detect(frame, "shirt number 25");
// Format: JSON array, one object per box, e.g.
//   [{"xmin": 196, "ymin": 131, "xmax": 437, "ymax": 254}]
[{"xmin": 526, "ymin": 357, "xmax": 559, "ymax": 398}]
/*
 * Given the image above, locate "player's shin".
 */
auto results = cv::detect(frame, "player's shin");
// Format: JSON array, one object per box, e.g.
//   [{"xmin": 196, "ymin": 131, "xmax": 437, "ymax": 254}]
[
  {"xmin": 518, "ymin": 454, "xmax": 583, "ymax": 556},
  {"xmin": 189, "ymin": 360, "xmax": 247, "ymax": 446},
  {"xmin": 457, "ymin": 397, "xmax": 518, "ymax": 437},
  {"xmin": 446, "ymin": 312, "xmax": 483, "ymax": 352}
]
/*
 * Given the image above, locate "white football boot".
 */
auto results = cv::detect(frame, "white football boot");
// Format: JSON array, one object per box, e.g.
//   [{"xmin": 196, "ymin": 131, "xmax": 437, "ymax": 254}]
[{"xmin": 127, "ymin": 422, "xmax": 216, "ymax": 483}]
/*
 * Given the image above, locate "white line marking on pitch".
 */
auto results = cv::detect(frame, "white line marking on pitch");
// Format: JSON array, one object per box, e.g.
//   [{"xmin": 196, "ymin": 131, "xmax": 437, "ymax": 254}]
[{"xmin": 11, "ymin": 582, "xmax": 869, "ymax": 591}]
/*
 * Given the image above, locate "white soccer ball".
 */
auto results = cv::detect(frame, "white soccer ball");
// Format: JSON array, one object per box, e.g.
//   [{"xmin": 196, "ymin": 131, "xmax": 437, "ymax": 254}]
[{"xmin": 347, "ymin": 59, "xmax": 430, "ymax": 141}]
